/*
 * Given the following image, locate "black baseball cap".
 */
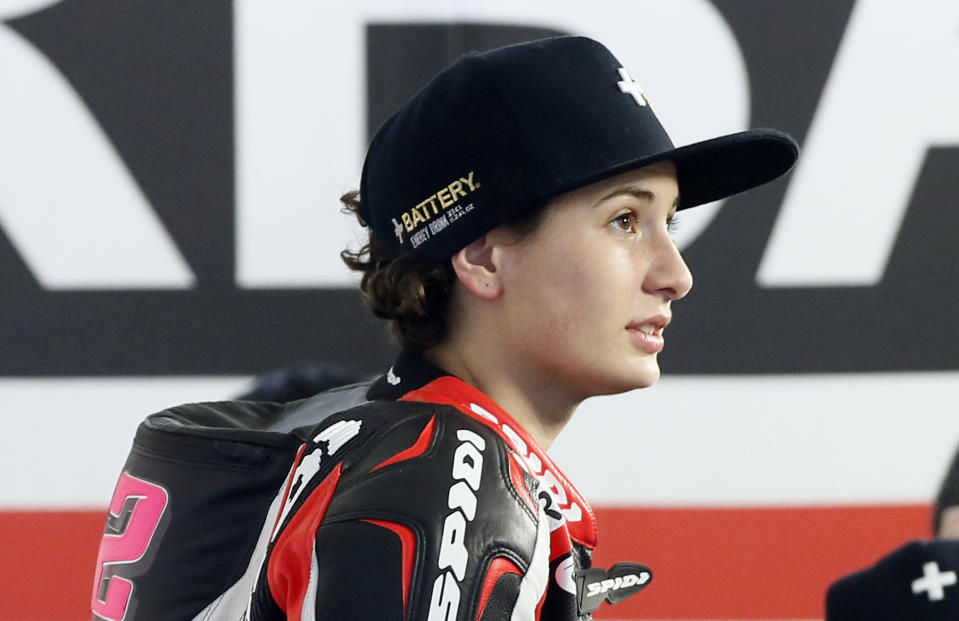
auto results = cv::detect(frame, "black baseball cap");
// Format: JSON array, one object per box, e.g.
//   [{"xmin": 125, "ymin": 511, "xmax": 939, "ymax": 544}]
[
  {"xmin": 826, "ymin": 540, "xmax": 959, "ymax": 620},
  {"xmin": 359, "ymin": 35, "xmax": 799, "ymax": 259}
]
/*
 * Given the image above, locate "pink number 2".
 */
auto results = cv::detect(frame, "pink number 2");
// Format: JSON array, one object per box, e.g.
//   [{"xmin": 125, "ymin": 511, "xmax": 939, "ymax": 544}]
[{"xmin": 91, "ymin": 472, "xmax": 169, "ymax": 621}]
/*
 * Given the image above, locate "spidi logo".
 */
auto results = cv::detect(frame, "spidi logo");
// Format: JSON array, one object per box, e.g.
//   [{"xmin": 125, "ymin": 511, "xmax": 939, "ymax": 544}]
[
  {"xmin": 1, "ymin": 1, "xmax": 956, "ymax": 378},
  {"xmin": 584, "ymin": 572, "xmax": 649, "ymax": 598},
  {"xmin": 428, "ymin": 429, "xmax": 486, "ymax": 621}
]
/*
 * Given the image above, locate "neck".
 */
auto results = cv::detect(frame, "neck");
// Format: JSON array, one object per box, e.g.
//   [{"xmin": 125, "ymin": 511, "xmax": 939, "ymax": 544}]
[{"xmin": 425, "ymin": 338, "xmax": 580, "ymax": 450}]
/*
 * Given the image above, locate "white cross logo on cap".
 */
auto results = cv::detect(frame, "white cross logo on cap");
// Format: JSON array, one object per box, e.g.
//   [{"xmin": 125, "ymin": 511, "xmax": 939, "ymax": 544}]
[
  {"xmin": 617, "ymin": 67, "xmax": 648, "ymax": 107},
  {"xmin": 912, "ymin": 561, "xmax": 958, "ymax": 601}
]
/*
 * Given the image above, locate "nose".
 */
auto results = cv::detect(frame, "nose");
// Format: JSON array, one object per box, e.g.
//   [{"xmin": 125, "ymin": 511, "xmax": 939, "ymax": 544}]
[{"xmin": 643, "ymin": 233, "xmax": 693, "ymax": 301}]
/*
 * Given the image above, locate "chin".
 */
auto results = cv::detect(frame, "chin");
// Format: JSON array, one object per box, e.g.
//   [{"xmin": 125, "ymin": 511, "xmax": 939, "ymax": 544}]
[
  {"xmin": 630, "ymin": 368, "xmax": 661, "ymax": 390},
  {"xmin": 587, "ymin": 360, "xmax": 661, "ymax": 397},
  {"xmin": 626, "ymin": 355, "xmax": 661, "ymax": 388}
]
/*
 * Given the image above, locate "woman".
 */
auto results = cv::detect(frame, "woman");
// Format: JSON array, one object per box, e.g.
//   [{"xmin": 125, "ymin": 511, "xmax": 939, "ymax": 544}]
[
  {"xmin": 267, "ymin": 34, "xmax": 796, "ymax": 619},
  {"xmin": 92, "ymin": 36, "xmax": 797, "ymax": 620}
]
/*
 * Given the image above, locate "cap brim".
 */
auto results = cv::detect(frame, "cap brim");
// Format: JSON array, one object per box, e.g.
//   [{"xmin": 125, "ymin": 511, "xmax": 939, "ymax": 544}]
[
  {"xmin": 557, "ymin": 128, "xmax": 798, "ymax": 210},
  {"xmin": 669, "ymin": 128, "xmax": 799, "ymax": 209}
]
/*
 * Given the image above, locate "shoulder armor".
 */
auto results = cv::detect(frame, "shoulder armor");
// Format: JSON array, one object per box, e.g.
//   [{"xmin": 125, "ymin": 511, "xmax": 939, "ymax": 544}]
[{"xmin": 320, "ymin": 403, "xmax": 545, "ymax": 620}]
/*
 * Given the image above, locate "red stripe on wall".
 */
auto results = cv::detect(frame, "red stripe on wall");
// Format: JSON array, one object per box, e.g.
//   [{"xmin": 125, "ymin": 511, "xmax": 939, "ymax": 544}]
[
  {"xmin": 591, "ymin": 505, "xmax": 931, "ymax": 620},
  {"xmin": 0, "ymin": 505, "xmax": 930, "ymax": 620},
  {"xmin": 0, "ymin": 510, "xmax": 105, "ymax": 621}
]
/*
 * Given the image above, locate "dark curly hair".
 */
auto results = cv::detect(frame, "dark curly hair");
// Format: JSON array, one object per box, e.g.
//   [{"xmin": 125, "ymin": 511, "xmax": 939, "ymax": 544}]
[{"xmin": 340, "ymin": 191, "xmax": 546, "ymax": 351}]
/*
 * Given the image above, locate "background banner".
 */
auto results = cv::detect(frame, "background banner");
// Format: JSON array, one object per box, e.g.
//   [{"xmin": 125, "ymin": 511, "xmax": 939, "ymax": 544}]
[{"xmin": 2, "ymin": 1, "xmax": 957, "ymax": 619}]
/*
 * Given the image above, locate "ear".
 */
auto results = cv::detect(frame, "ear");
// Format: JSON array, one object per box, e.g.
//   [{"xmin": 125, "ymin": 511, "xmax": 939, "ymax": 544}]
[
  {"xmin": 450, "ymin": 235, "xmax": 503, "ymax": 300},
  {"xmin": 940, "ymin": 506, "xmax": 959, "ymax": 538}
]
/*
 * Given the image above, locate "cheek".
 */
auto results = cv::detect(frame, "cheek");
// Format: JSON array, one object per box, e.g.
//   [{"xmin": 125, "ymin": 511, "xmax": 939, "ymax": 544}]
[
  {"xmin": 501, "ymin": 251, "xmax": 582, "ymax": 339},
  {"xmin": 524, "ymin": 250, "xmax": 628, "ymax": 335}
]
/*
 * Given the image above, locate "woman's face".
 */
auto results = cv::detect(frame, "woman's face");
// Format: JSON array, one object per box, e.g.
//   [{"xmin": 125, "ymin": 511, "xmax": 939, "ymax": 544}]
[{"xmin": 494, "ymin": 160, "xmax": 693, "ymax": 399}]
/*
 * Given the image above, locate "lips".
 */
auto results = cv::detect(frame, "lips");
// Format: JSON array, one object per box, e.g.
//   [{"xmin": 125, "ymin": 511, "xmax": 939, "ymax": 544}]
[{"xmin": 626, "ymin": 315, "xmax": 670, "ymax": 354}]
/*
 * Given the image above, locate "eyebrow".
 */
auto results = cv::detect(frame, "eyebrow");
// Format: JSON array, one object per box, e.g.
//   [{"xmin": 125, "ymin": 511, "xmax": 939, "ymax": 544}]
[{"xmin": 597, "ymin": 185, "xmax": 681, "ymax": 210}]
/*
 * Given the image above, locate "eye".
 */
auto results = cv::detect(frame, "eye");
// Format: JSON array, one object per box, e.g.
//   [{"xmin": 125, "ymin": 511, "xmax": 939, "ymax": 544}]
[{"xmin": 610, "ymin": 211, "xmax": 638, "ymax": 233}]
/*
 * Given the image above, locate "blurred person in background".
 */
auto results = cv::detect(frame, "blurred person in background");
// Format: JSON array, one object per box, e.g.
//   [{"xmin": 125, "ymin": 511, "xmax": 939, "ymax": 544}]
[
  {"xmin": 826, "ymin": 540, "xmax": 959, "ymax": 620},
  {"xmin": 933, "ymin": 444, "xmax": 959, "ymax": 538},
  {"xmin": 825, "ymin": 443, "xmax": 959, "ymax": 619},
  {"xmin": 237, "ymin": 363, "xmax": 367, "ymax": 403}
]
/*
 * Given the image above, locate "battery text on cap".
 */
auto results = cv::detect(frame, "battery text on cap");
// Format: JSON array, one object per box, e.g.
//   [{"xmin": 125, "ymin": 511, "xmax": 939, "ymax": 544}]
[{"xmin": 399, "ymin": 171, "xmax": 480, "ymax": 242}]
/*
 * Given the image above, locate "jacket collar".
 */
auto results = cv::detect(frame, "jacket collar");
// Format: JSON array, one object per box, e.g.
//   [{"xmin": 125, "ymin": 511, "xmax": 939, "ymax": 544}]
[{"xmin": 369, "ymin": 351, "xmax": 598, "ymax": 549}]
